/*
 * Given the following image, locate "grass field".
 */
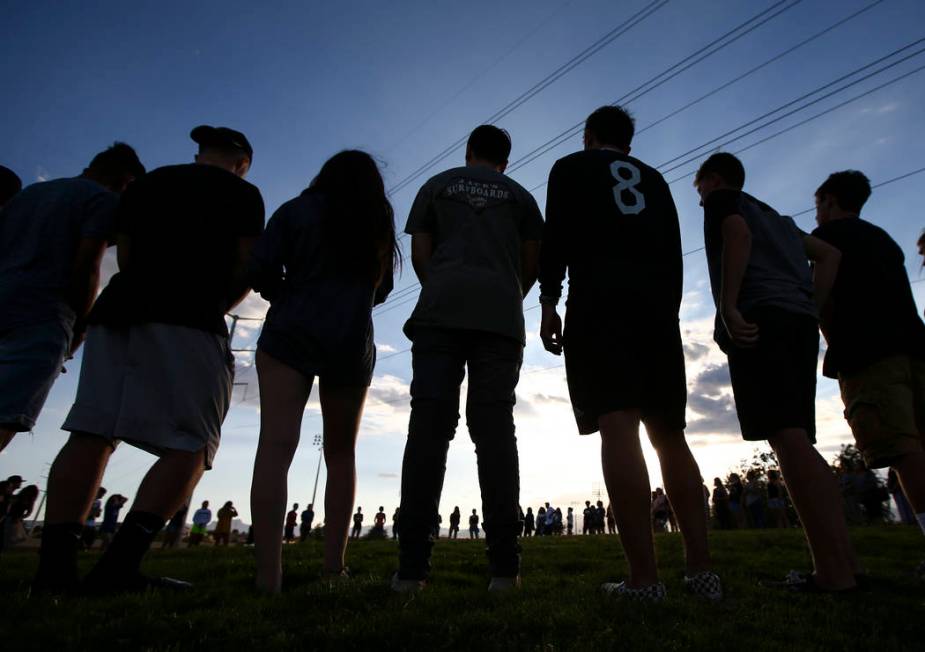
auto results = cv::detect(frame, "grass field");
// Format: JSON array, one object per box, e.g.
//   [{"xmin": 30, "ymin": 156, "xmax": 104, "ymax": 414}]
[{"xmin": 1, "ymin": 526, "xmax": 923, "ymax": 651}]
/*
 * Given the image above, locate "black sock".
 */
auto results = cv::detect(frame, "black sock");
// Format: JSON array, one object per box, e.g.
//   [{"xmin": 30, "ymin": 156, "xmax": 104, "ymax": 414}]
[
  {"xmin": 87, "ymin": 511, "xmax": 165, "ymax": 581},
  {"xmin": 34, "ymin": 522, "xmax": 83, "ymax": 589}
]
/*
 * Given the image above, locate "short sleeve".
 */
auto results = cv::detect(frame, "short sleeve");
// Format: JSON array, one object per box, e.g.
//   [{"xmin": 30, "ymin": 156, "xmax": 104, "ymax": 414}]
[
  {"xmin": 519, "ymin": 191, "xmax": 544, "ymax": 241},
  {"xmin": 237, "ymin": 184, "xmax": 266, "ymax": 237},
  {"xmin": 81, "ymin": 189, "xmax": 119, "ymax": 241},
  {"xmin": 405, "ymin": 182, "xmax": 436, "ymax": 235},
  {"xmin": 703, "ymin": 189, "xmax": 742, "ymax": 232}
]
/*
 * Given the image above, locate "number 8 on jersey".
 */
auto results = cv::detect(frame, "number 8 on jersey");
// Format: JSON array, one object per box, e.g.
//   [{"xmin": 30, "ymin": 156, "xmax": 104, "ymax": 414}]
[{"xmin": 609, "ymin": 160, "xmax": 646, "ymax": 215}]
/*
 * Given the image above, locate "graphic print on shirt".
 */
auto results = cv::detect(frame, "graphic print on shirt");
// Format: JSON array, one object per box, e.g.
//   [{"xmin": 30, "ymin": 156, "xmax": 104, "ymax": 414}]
[
  {"xmin": 609, "ymin": 161, "xmax": 645, "ymax": 215},
  {"xmin": 440, "ymin": 177, "xmax": 512, "ymax": 213}
]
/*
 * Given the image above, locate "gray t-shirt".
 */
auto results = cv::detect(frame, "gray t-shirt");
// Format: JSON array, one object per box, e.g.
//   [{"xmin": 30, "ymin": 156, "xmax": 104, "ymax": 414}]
[
  {"xmin": 403, "ymin": 166, "xmax": 544, "ymax": 344},
  {"xmin": 0, "ymin": 177, "xmax": 117, "ymax": 332},
  {"xmin": 703, "ymin": 189, "xmax": 816, "ymax": 347}
]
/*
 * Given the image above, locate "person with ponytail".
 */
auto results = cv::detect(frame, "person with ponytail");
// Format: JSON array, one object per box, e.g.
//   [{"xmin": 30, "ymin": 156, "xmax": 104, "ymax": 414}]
[{"xmin": 248, "ymin": 150, "xmax": 398, "ymax": 593}]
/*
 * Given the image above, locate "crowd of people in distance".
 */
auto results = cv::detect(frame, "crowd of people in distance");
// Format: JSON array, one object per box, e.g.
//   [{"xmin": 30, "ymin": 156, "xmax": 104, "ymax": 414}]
[
  {"xmin": 2, "ymin": 100, "xmax": 924, "ymax": 602},
  {"xmin": 0, "ymin": 475, "xmax": 40, "ymax": 551}
]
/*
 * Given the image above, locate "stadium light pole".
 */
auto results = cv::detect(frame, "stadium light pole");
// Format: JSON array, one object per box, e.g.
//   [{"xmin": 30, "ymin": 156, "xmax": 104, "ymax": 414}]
[{"xmin": 310, "ymin": 434, "xmax": 324, "ymax": 508}]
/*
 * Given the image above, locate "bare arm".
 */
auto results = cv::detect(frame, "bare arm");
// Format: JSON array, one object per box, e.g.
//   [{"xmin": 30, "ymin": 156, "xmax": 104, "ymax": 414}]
[
  {"xmin": 720, "ymin": 214, "xmax": 759, "ymax": 346},
  {"xmin": 410, "ymin": 233, "xmax": 434, "ymax": 283},
  {"xmin": 66, "ymin": 238, "xmax": 109, "ymax": 354},
  {"xmin": 520, "ymin": 240, "xmax": 540, "ymax": 296},
  {"xmin": 803, "ymin": 234, "xmax": 841, "ymax": 312}
]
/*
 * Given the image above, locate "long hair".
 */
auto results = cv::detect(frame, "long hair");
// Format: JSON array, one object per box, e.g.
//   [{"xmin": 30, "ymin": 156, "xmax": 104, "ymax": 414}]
[{"xmin": 304, "ymin": 150, "xmax": 399, "ymax": 284}]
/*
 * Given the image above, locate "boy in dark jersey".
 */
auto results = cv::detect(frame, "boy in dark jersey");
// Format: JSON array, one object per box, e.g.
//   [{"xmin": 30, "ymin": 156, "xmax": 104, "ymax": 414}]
[
  {"xmin": 812, "ymin": 170, "xmax": 925, "ymax": 563},
  {"xmin": 539, "ymin": 106, "xmax": 719, "ymax": 602},
  {"xmin": 35, "ymin": 126, "xmax": 264, "ymax": 594},
  {"xmin": 393, "ymin": 125, "xmax": 543, "ymax": 593},
  {"xmin": 694, "ymin": 152, "xmax": 856, "ymax": 592}
]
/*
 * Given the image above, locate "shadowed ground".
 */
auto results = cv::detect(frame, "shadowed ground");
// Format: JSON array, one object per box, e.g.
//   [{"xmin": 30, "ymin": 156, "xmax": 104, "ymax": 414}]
[{"xmin": 1, "ymin": 526, "xmax": 922, "ymax": 650}]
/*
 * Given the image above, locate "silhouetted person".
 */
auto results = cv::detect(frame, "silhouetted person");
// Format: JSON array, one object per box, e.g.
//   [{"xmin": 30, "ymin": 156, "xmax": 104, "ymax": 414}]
[
  {"xmin": 2, "ymin": 484, "xmax": 39, "ymax": 550},
  {"xmin": 712, "ymin": 478, "xmax": 733, "ymax": 530},
  {"xmin": 812, "ymin": 170, "xmax": 925, "ymax": 558},
  {"xmin": 215, "ymin": 501, "xmax": 237, "ymax": 546},
  {"xmin": 375, "ymin": 507, "xmax": 387, "ymax": 533},
  {"xmin": 82, "ymin": 487, "xmax": 107, "ymax": 550},
  {"xmin": 189, "ymin": 501, "xmax": 212, "ymax": 547},
  {"xmin": 469, "ymin": 510, "xmax": 480, "ymax": 539},
  {"xmin": 523, "ymin": 507, "xmax": 535, "ymax": 537},
  {"xmin": 582, "ymin": 501, "xmax": 591, "ymax": 535},
  {"xmin": 99, "ymin": 494, "xmax": 128, "ymax": 551},
  {"xmin": 539, "ymin": 106, "xmax": 719, "ymax": 602},
  {"xmin": 695, "ymin": 152, "xmax": 856, "ymax": 592},
  {"xmin": 284, "ymin": 503, "xmax": 299, "ymax": 543},
  {"xmin": 449, "ymin": 507, "xmax": 461, "ymax": 539},
  {"xmin": 0, "ymin": 144, "xmax": 144, "ymax": 453},
  {"xmin": 392, "ymin": 507, "xmax": 400, "ymax": 540},
  {"xmin": 248, "ymin": 150, "xmax": 396, "ymax": 592},
  {"xmin": 606, "ymin": 505, "xmax": 616, "ymax": 535},
  {"xmin": 300, "ymin": 504, "xmax": 315, "ymax": 542},
  {"xmin": 536, "ymin": 505, "xmax": 547, "ymax": 536},
  {"xmin": 0, "ymin": 165, "xmax": 22, "ymax": 208},
  {"xmin": 393, "ymin": 125, "xmax": 542, "ymax": 594},
  {"xmin": 162, "ymin": 503, "xmax": 189, "ymax": 549},
  {"xmin": 34, "ymin": 126, "xmax": 263, "ymax": 594},
  {"xmin": 351, "ymin": 507, "xmax": 363, "ymax": 539}
]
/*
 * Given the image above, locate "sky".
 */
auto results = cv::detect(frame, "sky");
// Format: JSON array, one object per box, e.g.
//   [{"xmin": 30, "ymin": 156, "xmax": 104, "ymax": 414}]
[{"xmin": 3, "ymin": 0, "xmax": 925, "ymax": 527}]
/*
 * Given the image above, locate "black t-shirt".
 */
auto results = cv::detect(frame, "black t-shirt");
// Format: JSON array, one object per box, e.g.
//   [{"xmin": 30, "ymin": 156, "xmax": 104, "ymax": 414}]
[
  {"xmin": 811, "ymin": 217, "xmax": 925, "ymax": 377},
  {"xmin": 90, "ymin": 164, "xmax": 265, "ymax": 335},
  {"xmin": 539, "ymin": 149, "xmax": 682, "ymax": 324}
]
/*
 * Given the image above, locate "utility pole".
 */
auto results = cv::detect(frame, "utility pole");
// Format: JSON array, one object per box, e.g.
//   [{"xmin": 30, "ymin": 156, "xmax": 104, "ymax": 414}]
[{"xmin": 310, "ymin": 434, "xmax": 324, "ymax": 509}]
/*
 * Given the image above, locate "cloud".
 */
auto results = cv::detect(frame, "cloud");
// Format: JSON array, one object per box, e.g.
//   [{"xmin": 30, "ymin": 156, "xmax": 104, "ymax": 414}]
[
  {"xmin": 377, "ymin": 343, "xmax": 397, "ymax": 354},
  {"xmin": 378, "ymin": 472, "xmax": 399, "ymax": 479},
  {"xmin": 685, "ymin": 363, "xmax": 740, "ymax": 437},
  {"xmin": 683, "ymin": 341, "xmax": 710, "ymax": 362}
]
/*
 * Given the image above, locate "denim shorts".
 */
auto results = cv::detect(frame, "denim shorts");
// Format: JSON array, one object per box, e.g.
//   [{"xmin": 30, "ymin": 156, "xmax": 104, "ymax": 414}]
[{"xmin": 0, "ymin": 320, "xmax": 72, "ymax": 431}]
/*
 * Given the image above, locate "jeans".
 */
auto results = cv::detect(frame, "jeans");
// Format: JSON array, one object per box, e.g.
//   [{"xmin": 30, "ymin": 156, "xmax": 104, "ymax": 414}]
[{"xmin": 398, "ymin": 327, "xmax": 523, "ymax": 579}]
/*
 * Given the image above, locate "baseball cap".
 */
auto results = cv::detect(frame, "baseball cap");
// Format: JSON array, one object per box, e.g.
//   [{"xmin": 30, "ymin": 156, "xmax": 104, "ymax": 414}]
[
  {"xmin": 190, "ymin": 125, "xmax": 253, "ymax": 162},
  {"xmin": 7, "ymin": 475, "xmax": 24, "ymax": 484}
]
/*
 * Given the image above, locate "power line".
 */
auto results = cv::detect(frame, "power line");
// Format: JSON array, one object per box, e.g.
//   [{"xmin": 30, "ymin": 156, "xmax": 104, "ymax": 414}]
[
  {"xmin": 387, "ymin": 0, "xmax": 670, "ymax": 199},
  {"xmin": 505, "ymin": 0, "xmax": 805, "ymax": 176},
  {"xmin": 525, "ymin": 0, "xmax": 886, "ymax": 193}
]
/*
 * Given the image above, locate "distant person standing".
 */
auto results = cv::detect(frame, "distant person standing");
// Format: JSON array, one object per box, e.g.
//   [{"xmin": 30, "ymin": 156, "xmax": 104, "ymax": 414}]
[
  {"xmin": 34, "ymin": 126, "xmax": 263, "ymax": 594},
  {"xmin": 567, "ymin": 507, "xmax": 575, "ymax": 536},
  {"xmin": 248, "ymin": 150, "xmax": 397, "ymax": 592},
  {"xmin": 2, "ymin": 485, "xmax": 39, "ymax": 549},
  {"xmin": 392, "ymin": 508, "xmax": 400, "ymax": 540},
  {"xmin": 449, "ymin": 507, "xmax": 461, "ymax": 539},
  {"xmin": 469, "ymin": 510, "xmax": 481, "ymax": 539},
  {"xmin": 300, "ymin": 504, "xmax": 315, "ymax": 542},
  {"xmin": 0, "ymin": 144, "xmax": 144, "ymax": 453},
  {"xmin": 189, "ymin": 501, "xmax": 212, "ymax": 547},
  {"xmin": 695, "ymin": 152, "xmax": 856, "ymax": 592},
  {"xmin": 0, "ymin": 165, "xmax": 22, "ymax": 208},
  {"xmin": 606, "ymin": 505, "xmax": 616, "ymax": 535},
  {"xmin": 215, "ymin": 501, "xmax": 237, "ymax": 546},
  {"xmin": 545, "ymin": 505, "xmax": 556, "ymax": 535},
  {"xmin": 162, "ymin": 503, "xmax": 189, "ymax": 549},
  {"xmin": 766, "ymin": 471, "xmax": 789, "ymax": 529},
  {"xmin": 540, "ymin": 106, "xmax": 719, "ymax": 602},
  {"xmin": 351, "ymin": 508, "xmax": 364, "ymax": 539},
  {"xmin": 82, "ymin": 487, "xmax": 107, "ymax": 550},
  {"xmin": 374, "ymin": 507, "xmax": 387, "ymax": 534},
  {"xmin": 524, "ymin": 508, "xmax": 535, "ymax": 537},
  {"xmin": 812, "ymin": 170, "xmax": 925, "ymax": 562},
  {"xmin": 595, "ymin": 501, "xmax": 606, "ymax": 536},
  {"xmin": 712, "ymin": 478, "xmax": 733, "ymax": 530},
  {"xmin": 392, "ymin": 125, "xmax": 542, "ymax": 594},
  {"xmin": 727, "ymin": 474, "xmax": 745, "ymax": 529},
  {"xmin": 582, "ymin": 501, "xmax": 592, "ymax": 535},
  {"xmin": 99, "ymin": 494, "xmax": 128, "ymax": 551},
  {"xmin": 285, "ymin": 504, "xmax": 299, "ymax": 543},
  {"xmin": 536, "ymin": 506, "xmax": 547, "ymax": 537},
  {"xmin": 743, "ymin": 471, "xmax": 766, "ymax": 529}
]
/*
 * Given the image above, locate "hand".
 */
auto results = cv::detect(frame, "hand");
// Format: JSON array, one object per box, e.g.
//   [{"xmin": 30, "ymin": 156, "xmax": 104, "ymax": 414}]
[
  {"xmin": 69, "ymin": 330, "xmax": 87, "ymax": 357},
  {"xmin": 540, "ymin": 307, "xmax": 563, "ymax": 355},
  {"xmin": 721, "ymin": 306, "xmax": 759, "ymax": 348}
]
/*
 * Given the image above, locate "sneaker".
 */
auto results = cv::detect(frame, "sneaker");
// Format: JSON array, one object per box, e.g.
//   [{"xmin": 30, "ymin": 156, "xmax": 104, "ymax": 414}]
[
  {"xmin": 390, "ymin": 572, "xmax": 426, "ymax": 593},
  {"xmin": 488, "ymin": 576, "xmax": 522, "ymax": 592},
  {"xmin": 600, "ymin": 581, "xmax": 666, "ymax": 602},
  {"xmin": 684, "ymin": 571, "xmax": 723, "ymax": 602}
]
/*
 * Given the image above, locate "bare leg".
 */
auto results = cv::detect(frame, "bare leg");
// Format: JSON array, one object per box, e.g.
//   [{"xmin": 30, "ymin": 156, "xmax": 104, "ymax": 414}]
[
  {"xmin": 250, "ymin": 350, "xmax": 313, "ymax": 593},
  {"xmin": 769, "ymin": 429, "xmax": 856, "ymax": 590},
  {"xmin": 892, "ymin": 452, "xmax": 925, "ymax": 513},
  {"xmin": 319, "ymin": 380, "xmax": 367, "ymax": 574},
  {"xmin": 130, "ymin": 449, "xmax": 205, "ymax": 519},
  {"xmin": 599, "ymin": 410, "xmax": 658, "ymax": 588},
  {"xmin": 44, "ymin": 433, "xmax": 114, "ymax": 524},
  {"xmin": 648, "ymin": 426, "xmax": 711, "ymax": 575}
]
